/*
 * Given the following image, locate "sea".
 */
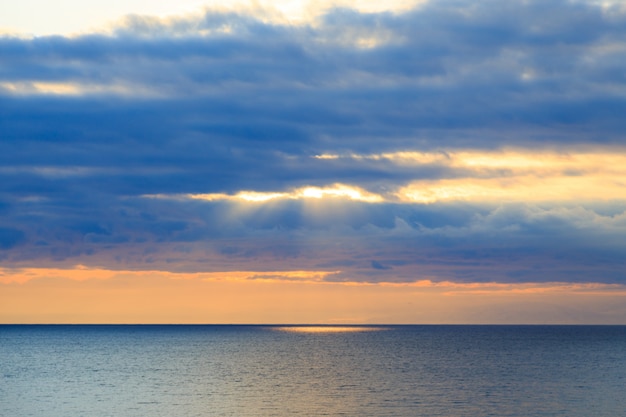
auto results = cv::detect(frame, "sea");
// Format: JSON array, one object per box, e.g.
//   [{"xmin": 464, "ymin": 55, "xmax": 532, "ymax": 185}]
[{"xmin": 1, "ymin": 325, "xmax": 625, "ymax": 417}]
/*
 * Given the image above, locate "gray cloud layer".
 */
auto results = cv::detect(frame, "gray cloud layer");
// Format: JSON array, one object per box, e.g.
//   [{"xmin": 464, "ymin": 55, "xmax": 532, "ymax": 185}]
[{"xmin": 1, "ymin": 0, "xmax": 625, "ymax": 282}]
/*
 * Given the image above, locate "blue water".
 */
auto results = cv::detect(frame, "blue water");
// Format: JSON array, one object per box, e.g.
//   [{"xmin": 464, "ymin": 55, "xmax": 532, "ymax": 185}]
[{"xmin": 2, "ymin": 325, "xmax": 625, "ymax": 416}]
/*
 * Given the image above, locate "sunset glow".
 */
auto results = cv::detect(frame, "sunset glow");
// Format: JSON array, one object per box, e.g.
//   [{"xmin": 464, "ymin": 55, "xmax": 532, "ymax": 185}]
[
  {"xmin": 2, "ymin": 0, "xmax": 625, "ymax": 324},
  {"xmin": 2, "ymin": 266, "xmax": 626, "ymax": 324},
  {"xmin": 272, "ymin": 326, "xmax": 389, "ymax": 333}
]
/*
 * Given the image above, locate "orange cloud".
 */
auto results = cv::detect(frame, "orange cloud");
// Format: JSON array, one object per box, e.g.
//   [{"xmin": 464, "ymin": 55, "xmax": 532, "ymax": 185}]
[{"xmin": 0, "ymin": 266, "xmax": 340, "ymax": 285}]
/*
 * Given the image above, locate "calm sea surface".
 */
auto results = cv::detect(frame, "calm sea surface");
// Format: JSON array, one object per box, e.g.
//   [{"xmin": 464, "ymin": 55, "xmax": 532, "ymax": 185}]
[{"xmin": 2, "ymin": 325, "xmax": 625, "ymax": 417}]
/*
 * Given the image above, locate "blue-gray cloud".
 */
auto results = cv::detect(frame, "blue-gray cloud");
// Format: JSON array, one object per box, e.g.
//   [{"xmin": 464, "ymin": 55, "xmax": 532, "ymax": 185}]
[{"xmin": 1, "ymin": 0, "xmax": 625, "ymax": 283}]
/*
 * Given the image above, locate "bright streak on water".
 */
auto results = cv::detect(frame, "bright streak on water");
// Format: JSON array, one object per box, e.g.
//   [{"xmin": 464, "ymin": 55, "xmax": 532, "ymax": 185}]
[
  {"xmin": 271, "ymin": 325, "xmax": 389, "ymax": 333},
  {"xmin": 2, "ymin": 325, "xmax": 626, "ymax": 417}
]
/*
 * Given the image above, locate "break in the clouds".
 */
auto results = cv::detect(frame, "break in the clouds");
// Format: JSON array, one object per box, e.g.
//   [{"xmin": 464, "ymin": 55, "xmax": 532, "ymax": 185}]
[{"xmin": 1, "ymin": 0, "xmax": 626, "ymax": 286}]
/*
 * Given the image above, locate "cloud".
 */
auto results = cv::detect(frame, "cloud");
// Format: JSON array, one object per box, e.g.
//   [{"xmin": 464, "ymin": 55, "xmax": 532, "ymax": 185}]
[
  {"xmin": 0, "ymin": 227, "xmax": 25, "ymax": 250},
  {"xmin": 1, "ymin": 0, "xmax": 625, "ymax": 286},
  {"xmin": 2, "ymin": 194, "xmax": 624, "ymax": 283},
  {"xmin": 371, "ymin": 260, "xmax": 392, "ymax": 270}
]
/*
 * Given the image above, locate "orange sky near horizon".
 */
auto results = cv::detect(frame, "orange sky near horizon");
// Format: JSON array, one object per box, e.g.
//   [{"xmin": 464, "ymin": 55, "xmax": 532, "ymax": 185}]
[{"xmin": 2, "ymin": 267, "xmax": 626, "ymax": 324}]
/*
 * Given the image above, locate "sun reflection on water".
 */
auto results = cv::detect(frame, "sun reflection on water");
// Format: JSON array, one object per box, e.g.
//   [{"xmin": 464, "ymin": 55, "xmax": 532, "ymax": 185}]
[{"xmin": 271, "ymin": 326, "xmax": 389, "ymax": 333}]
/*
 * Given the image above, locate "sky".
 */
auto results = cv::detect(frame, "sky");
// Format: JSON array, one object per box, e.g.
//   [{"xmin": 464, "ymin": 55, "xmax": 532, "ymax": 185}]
[{"xmin": 1, "ymin": 0, "xmax": 626, "ymax": 324}]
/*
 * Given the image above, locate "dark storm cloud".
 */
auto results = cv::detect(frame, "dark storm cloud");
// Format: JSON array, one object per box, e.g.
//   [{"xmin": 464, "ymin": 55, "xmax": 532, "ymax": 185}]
[{"xmin": 1, "ymin": 0, "xmax": 625, "ymax": 282}]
